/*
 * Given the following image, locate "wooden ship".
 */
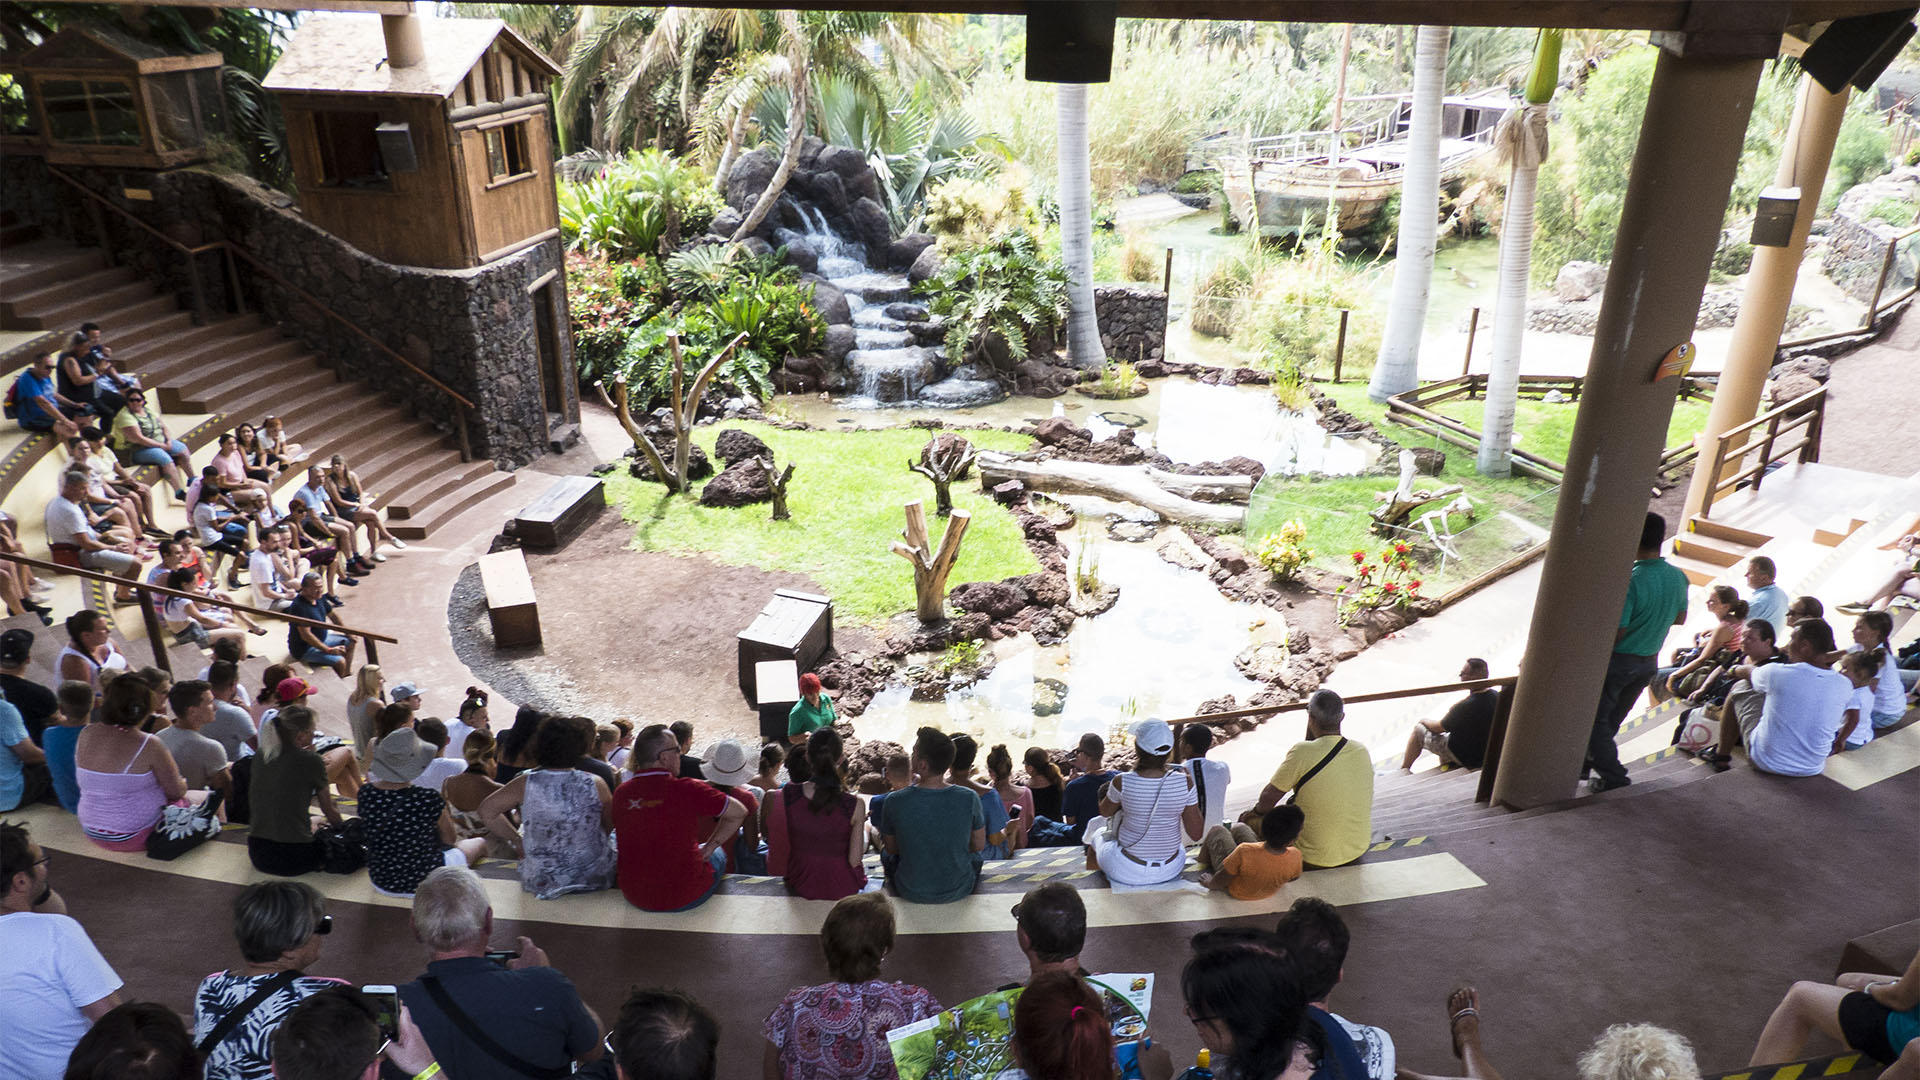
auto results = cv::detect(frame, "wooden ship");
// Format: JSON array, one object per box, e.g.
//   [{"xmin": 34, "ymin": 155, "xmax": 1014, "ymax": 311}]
[{"xmin": 1218, "ymin": 89, "xmax": 1511, "ymax": 238}]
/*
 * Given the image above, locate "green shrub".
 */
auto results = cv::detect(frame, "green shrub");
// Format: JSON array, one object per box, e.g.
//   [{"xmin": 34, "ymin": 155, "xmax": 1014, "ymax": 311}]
[
  {"xmin": 569, "ymin": 253, "xmax": 659, "ymax": 386},
  {"xmin": 1254, "ymin": 520, "xmax": 1313, "ymax": 579},
  {"xmin": 1172, "ymin": 170, "xmax": 1215, "ymax": 195},
  {"xmin": 1119, "ymin": 234, "xmax": 1160, "ymax": 283},
  {"xmin": 558, "ymin": 149, "xmax": 721, "ymax": 261},
  {"xmin": 1864, "ymin": 196, "xmax": 1917, "ymax": 227},
  {"xmin": 917, "ymin": 229, "xmax": 1068, "ymax": 365},
  {"xmin": 1083, "ymin": 361, "xmax": 1143, "ymax": 399},
  {"xmin": 1191, "ymin": 249, "xmax": 1265, "ymax": 337},
  {"xmin": 1230, "ymin": 246, "xmax": 1384, "ymax": 380},
  {"xmin": 1711, "ymin": 236, "xmax": 1754, "ymax": 280},
  {"xmin": 924, "ymin": 176, "xmax": 1037, "ymax": 247}
]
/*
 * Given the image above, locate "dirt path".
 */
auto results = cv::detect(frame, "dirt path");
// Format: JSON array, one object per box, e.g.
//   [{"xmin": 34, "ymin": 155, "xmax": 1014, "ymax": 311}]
[
  {"xmin": 449, "ymin": 511, "xmax": 875, "ymax": 743},
  {"xmin": 1817, "ymin": 305, "xmax": 1920, "ymax": 477}
]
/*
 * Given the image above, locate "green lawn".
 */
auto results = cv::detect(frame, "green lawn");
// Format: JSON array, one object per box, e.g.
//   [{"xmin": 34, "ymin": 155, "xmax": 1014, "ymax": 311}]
[
  {"xmin": 602, "ymin": 422, "xmax": 1040, "ymax": 623},
  {"xmin": 1245, "ymin": 382, "xmax": 1561, "ymax": 591},
  {"xmin": 1422, "ymin": 393, "xmax": 1712, "ymax": 468}
]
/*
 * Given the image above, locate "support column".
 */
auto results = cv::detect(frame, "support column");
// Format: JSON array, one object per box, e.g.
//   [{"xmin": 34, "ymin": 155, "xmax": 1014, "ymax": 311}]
[
  {"xmin": 1682, "ymin": 77, "xmax": 1850, "ymax": 520},
  {"xmin": 1491, "ymin": 48, "xmax": 1765, "ymax": 810}
]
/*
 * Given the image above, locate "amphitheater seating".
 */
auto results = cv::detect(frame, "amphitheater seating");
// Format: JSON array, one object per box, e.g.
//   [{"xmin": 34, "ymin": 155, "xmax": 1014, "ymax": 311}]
[{"xmin": 0, "ymin": 238, "xmax": 512, "ymax": 540}]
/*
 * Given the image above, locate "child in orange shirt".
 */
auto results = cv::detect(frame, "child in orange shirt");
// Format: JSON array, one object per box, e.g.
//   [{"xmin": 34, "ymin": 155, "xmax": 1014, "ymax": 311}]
[{"xmin": 1200, "ymin": 805, "xmax": 1305, "ymax": 900}]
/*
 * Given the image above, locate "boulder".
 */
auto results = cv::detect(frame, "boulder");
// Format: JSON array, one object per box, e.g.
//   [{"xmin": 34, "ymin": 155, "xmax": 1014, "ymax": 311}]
[
  {"xmin": 949, "ymin": 580, "xmax": 1030, "ymax": 621},
  {"xmin": 1770, "ymin": 356, "xmax": 1831, "ymax": 382},
  {"xmin": 1767, "ymin": 372, "xmax": 1822, "ymax": 409},
  {"xmin": 1031, "ymin": 417, "xmax": 1093, "ymax": 446},
  {"xmin": 708, "ymin": 207, "xmax": 743, "ymax": 238},
  {"xmin": 848, "ymin": 196, "xmax": 891, "ymax": 254},
  {"xmin": 781, "ymin": 235, "xmax": 819, "ymax": 273},
  {"xmin": 816, "ymin": 143, "xmax": 870, "ymax": 179},
  {"xmin": 1031, "ymin": 677, "xmax": 1068, "ymax": 716},
  {"xmin": 740, "ymin": 236, "xmax": 774, "ymax": 258},
  {"xmin": 1553, "ymin": 260, "xmax": 1609, "ymax": 302},
  {"xmin": 919, "ymin": 374, "xmax": 1005, "ymax": 407},
  {"xmin": 697, "ymin": 456, "xmax": 774, "ymax": 507},
  {"xmin": 888, "ymin": 233, "xmax": 938, "ymax": 272},
  {"xmin": 1017, "ymin": 571, "xmax": 1071, "ymax": 607},
  {"xmin": 908, "ymin": 243, "xmax": 945, "ymax": 283},
  {"xmin": 884, "ymin": 301, "xmax": 930, "ymax": 322},
  {"xmin": 1411, "ymin": 447, "xmax": 1447, "ymax": 477},
  {"xmin": 1194, "ymin": 694, "xmax": 1238, "ymax": 716},
  {"xmin": 991, "ymin": 480, "xmax": 1026, "ymax": 504},
  {"xmin": 823, "ymin": 324, "xmax": 857, "ymax": 364},
  {"xmin": 724, "ymin": 149, "xmax": 779, "ymax": 212},
  {"xmin": 627, "ymin": 441, "xmax": 713, "ymax": 483},
  {"xmin": 713, "ymin": 428, "xmax": 771, "ymax": 466},
  {"xmin": 809, "ymin": 280, "xmax": 852, "ymax": 325}
]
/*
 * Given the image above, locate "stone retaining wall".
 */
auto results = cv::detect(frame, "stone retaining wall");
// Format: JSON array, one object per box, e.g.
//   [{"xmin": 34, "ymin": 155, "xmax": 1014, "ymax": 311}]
[
  {"xmin": 1094, "ymin": 282, "xmax": 1168, "ymax": 364},
  {"xmin": 1, "ymin": 159, "xmax": 559, "ymax": 467},
  {"xmin": 1821, "ymin": 167, "xmax": 1919, "ymax": 304}
]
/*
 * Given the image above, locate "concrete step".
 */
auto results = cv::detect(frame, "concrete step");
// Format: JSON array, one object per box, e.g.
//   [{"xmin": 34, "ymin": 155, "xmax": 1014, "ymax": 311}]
[
  {"xmin": 384, "ymin": 457, "xmax": 498, "ymax": 520},
  {"xmin": 1686, "ymin": 514, "xmax": 1771, "ymax": 549},
  {"xmin": 17, "ymin": 278, "xmax": 159, "ymax": 331},
  {"xmin": 1668, "ymin": 550, "xmax": 1733, "ymax": 587},
  {"xmin": 0, "ymin": 242, "xmax": 103, "ymax": 293},
  {"xmin": 132, "ymin": 323, "xmax": 286, "ymax": 378},
  {"xmin": 387, "ymin": 469, "xmax": 514, "ymax": 540},
  {"xmin": 0, "ymin": 265, "xmax": 139, "ymax": 324}
]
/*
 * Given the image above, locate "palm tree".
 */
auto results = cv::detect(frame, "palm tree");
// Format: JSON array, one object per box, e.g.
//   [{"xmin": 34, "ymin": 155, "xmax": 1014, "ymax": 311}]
[
  {"xmin": 1477, "ymin": 30, "xmax": 1563, "ymax": 476},
  {"xmin": 1368, "ymin": 24, "xmax": 1452, "ymax": 402},
  {"xmin": 1057, "ymin": 82, "xmax": 1107, "ymax": 368}
]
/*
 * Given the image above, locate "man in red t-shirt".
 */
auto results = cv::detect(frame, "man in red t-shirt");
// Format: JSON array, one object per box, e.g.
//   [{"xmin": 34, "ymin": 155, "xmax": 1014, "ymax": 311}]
[{"xmin": 613, "ymin": 724, "xmax": 747, "ymax": 911}]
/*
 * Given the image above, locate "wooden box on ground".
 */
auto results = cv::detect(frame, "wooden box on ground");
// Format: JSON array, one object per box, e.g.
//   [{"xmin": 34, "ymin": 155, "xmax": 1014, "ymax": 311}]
[
  {"xmin": 513, "ymin": 475, "xmax": 602, "ymax": 550},
  {"xmin": 736, "ymin": 590, "xmax": 834, "ymax": 703},
  {"xmin": 479, "ymin": 547, "xmax": 540, "ymax": 648}
]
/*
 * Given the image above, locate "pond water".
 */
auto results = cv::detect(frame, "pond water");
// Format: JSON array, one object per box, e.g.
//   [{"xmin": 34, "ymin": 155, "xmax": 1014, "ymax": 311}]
[
  {"xmin": 848, "ymin": 513, "xmax": 1283, "ymax": 752},
  {"xmin": 775, "ymin": 377, "xmax": 1375, "ymax": 477}
]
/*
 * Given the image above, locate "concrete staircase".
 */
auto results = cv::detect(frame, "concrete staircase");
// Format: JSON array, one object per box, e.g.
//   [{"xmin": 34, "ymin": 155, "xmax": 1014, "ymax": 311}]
[{"xmin": 0, "ymin": 239, "xmax": 512, "ymax": 539}]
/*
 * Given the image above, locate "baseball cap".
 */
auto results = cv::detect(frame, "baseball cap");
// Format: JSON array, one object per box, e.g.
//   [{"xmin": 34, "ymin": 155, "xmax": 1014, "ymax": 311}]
[
  {"xmin": 0, "ymin": 628, "xmax": 33, "ymax": 664},
  {"xmin": 275, "ymin": 676, "xmax": 319, "ymax": 705},
  {"xmin": 1132, "ymin": 718, "xmax": 1174, "ymax": 756},
  {"xmin": 391, "ymin": 681, "xmax": 424, "ymax": 702}
]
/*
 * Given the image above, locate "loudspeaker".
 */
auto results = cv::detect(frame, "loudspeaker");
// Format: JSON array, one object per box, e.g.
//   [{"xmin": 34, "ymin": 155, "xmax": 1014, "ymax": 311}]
[
  {"xmin": 1025, "ymin": 1, "xmax": 1116, "ymax": 84},
  {"xmin": 1802, "ymin": 8, "xmax": 1916, "ymax": 93},
  {"xmin": 374, "ymin": 121, "xmax": 419, "ymax": 173}
]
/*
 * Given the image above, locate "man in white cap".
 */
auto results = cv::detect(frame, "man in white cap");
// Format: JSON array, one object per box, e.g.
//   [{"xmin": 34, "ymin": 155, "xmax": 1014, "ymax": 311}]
[
  {"xmin": 700, "ymin": 740, "xmax": 764, "ymax": 875},
  {"xmin": 1082, "ymin": 719, "xmax": 1200, "ymax": 889}
]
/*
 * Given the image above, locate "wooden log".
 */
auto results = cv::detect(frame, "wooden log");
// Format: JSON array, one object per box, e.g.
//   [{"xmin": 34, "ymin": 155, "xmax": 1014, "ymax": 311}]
[
  {"xmin": 1141, "ymin": 466, "xmax": 1254, "ymax": 501},
  {"xmin": 890, "ymin": 500, "xmax": 971, "ymax": 623},
  {"xmin": 976, "ymin": 452, "xmax": 1246, "ymax": 527}
]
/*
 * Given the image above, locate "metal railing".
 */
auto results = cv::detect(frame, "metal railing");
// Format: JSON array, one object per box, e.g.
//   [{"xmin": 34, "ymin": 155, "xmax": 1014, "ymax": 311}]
[
  {"xmin": 2, "ymin": 551, "xmax": 395, "ymax": 677},
  {"xmin": 42, "ymin": 166, "xmax": 476, "ymax": 461},
  {"xmin": 1166, "ymin": 675, "xmax": 1518, "ymax": 804},
  {"xmin": 1778, "ymin": 222, "xmax": 1919, "ymax": 352},
  {"xmin": 1695, "ymin": 384, "xmax": 1828, "ymax": 520}
]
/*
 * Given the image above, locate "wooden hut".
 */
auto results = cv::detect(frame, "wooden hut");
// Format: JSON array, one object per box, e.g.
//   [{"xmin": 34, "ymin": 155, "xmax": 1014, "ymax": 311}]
[
  {"xmin": 0, "ymin": 25, "xmax": 223, "ymax": 169},
  {"xmin": 264, "ymin": 14, "xmax": 562, "ymax": 270}
]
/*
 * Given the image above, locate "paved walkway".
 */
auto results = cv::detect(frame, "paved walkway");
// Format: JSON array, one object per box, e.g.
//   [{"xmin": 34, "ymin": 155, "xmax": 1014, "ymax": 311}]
[{"xmin": 1816, "ymin": 304, "xmax": 1920, "ymax": 477}]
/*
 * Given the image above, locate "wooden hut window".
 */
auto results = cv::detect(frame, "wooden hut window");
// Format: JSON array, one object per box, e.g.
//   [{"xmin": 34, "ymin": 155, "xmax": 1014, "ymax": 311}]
[
  {"xmin": 40, "ymin": 77, "xmax": 141, "ymax": 146},
  {"xmin": 484, "ymin": 119, "xmax": 531, "ymax": 182},
  {"xmin": 313, "ymin": 110, "xmax": 388, "ymax": 189}
]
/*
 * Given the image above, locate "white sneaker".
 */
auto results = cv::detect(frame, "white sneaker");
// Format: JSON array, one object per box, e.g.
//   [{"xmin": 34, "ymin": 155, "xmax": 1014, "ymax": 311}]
[
  {"xmin": 389, "ymin": 538, "xmax": 407, "ymax": 549},
  {"xmin": 372, "ymin": 551, "xmax": 388, "ymax": 563}
]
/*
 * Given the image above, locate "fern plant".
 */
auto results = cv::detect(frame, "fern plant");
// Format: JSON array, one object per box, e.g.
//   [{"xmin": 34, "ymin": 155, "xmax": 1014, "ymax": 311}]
[{"xmin": 917, "ymin": 229, "xmax": 1068, "ymax": 367}]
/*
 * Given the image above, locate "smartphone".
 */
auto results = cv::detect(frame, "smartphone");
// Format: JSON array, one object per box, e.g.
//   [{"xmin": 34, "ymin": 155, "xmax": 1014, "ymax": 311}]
[
  {"xmin": 362, "ymin": 985, "xmax": 399, "ymax": 1041},
  {"xmin": 484, "ymin": 950, "xmax": 520, "ymax": 967}
]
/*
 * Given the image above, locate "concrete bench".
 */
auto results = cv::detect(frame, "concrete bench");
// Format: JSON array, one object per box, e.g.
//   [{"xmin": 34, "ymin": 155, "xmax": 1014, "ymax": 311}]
[
  {"xmin": 479, "ymin": 547, "xmax": 541, "ymax": 648},
  {"xmin": 513, "ymin": 475, "xmax": 603, "ymax": 550}
]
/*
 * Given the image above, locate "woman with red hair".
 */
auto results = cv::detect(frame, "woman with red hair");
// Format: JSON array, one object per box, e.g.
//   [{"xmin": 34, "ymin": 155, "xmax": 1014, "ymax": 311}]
[
  {"xmin": 787, "ymin": 671, "xmax": 836, "ymax": 746},
  {"xmin": 1013, "ymin": 972, "xmax": 1114, "ymax": 1080}
]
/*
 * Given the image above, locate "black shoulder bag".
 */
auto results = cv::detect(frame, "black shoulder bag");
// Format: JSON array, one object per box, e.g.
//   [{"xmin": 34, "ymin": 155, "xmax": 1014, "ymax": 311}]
[
  {"xmin": 418, "ymin": 975, "xmax": 572, "ymax": 1080},
  {"xmin": 197, "ymin": 970, "xmax": 299, "ymax": 1056},
  {"xmin": 1281, "ymin": 738, "xmax": 1349, "ymax": 805}
]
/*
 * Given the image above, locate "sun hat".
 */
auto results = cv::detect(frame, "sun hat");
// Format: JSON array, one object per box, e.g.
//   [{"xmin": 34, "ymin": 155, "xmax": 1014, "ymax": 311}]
[
  {"xmin": 701, "ymin": 739, "xmax": 757, "ymax": 786},
  {"xmin": 274, "ymin": 676, "xmax": 318, "ymax": 705},
  {"xmin": 369, "ymin": 728, "xmax": 438, "ymax": 784},
  {"xmin": 1131, "ymin": 718, "xmax": 1174, "ymax": 756}
]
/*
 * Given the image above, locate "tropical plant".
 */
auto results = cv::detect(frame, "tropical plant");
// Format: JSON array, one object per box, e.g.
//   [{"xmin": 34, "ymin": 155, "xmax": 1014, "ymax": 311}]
[
  {"xmin": 1191, "ymin": 248, "xmax": 1267, "ymax": 337},
  {"xmin": 924, "ymin": 175, "xmax": 1037, "ymax": 246},
  {"xmin": 1477, "ymin": 30, "xmax": 1562, "ymax": 477},
  {"xmin": 1254, "ymin": 520, "xmax": 1314, "ymax": 580},
  {"xmin": 1369, "ymin": 24, "xmax": 1452, "ymax": 402},
  {"xmin": 664, "ymin": 241, "xmax": 746, "ymax": 297},
  {"xmin": 558, "ymin": 149, "xmax": 721, "ymax": 260},
  {"xmin": 1083, "ymin": 361, "xmax": 1143, "ymax": 399},
  {"xmin": 917, "ymin": 229, "xmax": 1068, "ymax": 367},
  {"xmin": 1336, "ymin": 542, "xmax": 1426, "ymax": 626},
  {"xmin": 567, "ymin": 253, "xmax": 658, "ymax": 386},
  {"xmin": 1057, "ymin": 82, "xmax": 1105, "ymax": 370},
  {"xmin": 1119, "ymin": 234, "xmax": 1160, "ymax": 283},
  {"xmin": 1227, "ymin": 243, "xmax": 1385, "ymax": 380}
]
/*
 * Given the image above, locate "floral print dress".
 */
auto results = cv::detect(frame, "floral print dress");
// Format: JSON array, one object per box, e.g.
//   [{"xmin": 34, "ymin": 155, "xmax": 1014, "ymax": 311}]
[
  {"xmin": 764, "ymin": 979, "xmax": 942, "ymax": 1080},
  {"xmin": 520, "ymin": 768, "xmax": 616, "ymax": 900}
]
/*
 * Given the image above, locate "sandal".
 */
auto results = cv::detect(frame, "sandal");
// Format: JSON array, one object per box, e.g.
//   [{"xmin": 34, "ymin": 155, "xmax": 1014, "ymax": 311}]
[
  {"xmin": 1695, "ymin": 745, "xmax": 1732, "ymax": 771},
  {"xmin": 1447, "ymin": 986, "xmax": 1480, "ymax": 1060}
]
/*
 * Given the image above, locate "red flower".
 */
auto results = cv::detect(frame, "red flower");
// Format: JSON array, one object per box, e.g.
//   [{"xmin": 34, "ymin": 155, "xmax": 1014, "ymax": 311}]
[
  {"xmin": 1351, "ymin": 550, "xmax": 1366, "ymax": 563},
  {"xmin": 1393, "ymin": 542, "xmax": 1410, "ymax": 554},
  {"xmin": 1382, "ymin": 582, "xmax": 1398, "ymax": 593},
  {"xmin": 1410, "ymin": 580, "xmax": 1423, "ymax": 590}
]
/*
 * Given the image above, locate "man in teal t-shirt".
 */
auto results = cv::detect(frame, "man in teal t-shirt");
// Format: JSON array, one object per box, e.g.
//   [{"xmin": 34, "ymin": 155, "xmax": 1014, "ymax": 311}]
[
  {"xmin": 1587, "ymin": 512, "xmax": 1691, "ymax": 792},
  {"xmin": 878, "ymin": 728, "xmax": 986, "ymax": 903}
]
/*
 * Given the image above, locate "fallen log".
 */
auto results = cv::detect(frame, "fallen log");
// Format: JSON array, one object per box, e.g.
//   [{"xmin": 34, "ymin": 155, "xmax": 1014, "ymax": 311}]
[{"xmin": 977, "ymin": 452, "xmax": 1246, "ymax": 528}]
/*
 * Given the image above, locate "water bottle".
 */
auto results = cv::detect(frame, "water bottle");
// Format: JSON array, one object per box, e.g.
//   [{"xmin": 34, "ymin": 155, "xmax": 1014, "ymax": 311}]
[{"xmin": 1175, "ymin": 1048, "xmax": 1215, "ymax": 1079}]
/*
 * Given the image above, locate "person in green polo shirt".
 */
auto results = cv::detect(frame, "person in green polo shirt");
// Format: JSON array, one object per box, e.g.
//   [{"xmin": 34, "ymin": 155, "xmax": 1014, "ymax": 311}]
[
  {"xmin": 1587, "ymin": 512, "xmax": 1691, "ymax": 793},
  {"xmin": 788, "ymin": 672, "xmax": 836, "ymax": 745}
]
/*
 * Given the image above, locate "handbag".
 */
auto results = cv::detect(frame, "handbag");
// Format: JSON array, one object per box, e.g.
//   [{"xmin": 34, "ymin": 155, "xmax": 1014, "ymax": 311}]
[
  {"xmin": 147, "ymin": 790, "xmax": 224, "ymax": 861},
  {"xmin": 315, "ymin": 817, "xmax": 367, "ymax": 874}
]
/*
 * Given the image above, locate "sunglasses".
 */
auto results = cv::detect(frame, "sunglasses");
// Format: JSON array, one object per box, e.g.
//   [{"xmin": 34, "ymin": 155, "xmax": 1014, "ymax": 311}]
[{"xmin": 314, "ymin": 914, "xmax": 333, "ymax": 935}]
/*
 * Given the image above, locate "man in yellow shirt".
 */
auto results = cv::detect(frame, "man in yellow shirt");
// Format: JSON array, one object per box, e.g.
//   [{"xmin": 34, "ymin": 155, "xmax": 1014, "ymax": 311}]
[{"xmin": 1240, "ymin": 690, "xmax": 1373, "ymax": 868}]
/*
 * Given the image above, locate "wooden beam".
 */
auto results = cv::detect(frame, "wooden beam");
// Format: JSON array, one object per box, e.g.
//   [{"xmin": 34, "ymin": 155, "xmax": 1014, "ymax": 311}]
[{"xmin": 31, "ymin": 0, "xmax": 413, "ymax": 13}]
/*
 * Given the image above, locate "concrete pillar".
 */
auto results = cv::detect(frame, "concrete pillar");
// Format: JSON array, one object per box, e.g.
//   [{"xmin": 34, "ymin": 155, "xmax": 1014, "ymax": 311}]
[
  {"xmin": 1491, "ymin": 48, "xmax": 1766, "ymax": 810},
  {"xmin": 381, "ymin": 11, "xmax": 425, "ymax": 69},
  {"xmin": 1682, "ymin": 77, "xmax": 1850, "ymax": 520}
]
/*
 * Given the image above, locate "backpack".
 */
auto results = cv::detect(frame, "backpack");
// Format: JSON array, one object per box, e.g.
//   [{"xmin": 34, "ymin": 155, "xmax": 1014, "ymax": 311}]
[{"xmin": 3, "ymin": 374, "xmax": 19, "ymax": 420}]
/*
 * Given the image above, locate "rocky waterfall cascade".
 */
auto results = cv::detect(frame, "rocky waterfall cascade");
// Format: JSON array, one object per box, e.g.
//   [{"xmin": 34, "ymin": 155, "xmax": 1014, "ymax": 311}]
[{"xmin": 776, "ymin": 210, "xmax": 1005, "ymax": 408}]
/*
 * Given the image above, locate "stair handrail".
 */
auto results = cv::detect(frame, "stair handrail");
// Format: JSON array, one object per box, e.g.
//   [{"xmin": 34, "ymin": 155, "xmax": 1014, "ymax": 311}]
[
  {"xmin": 1697, "ymin": 385, "xmax": 1827, "ymax": 519},
  {"xmin": 41, "ymin": 165, "xmax": 476, "ymax": 462},
  {"xmin": 0, "ymin": 551, "xmax": 396, "ymax": 677},
  {"xmin": 43, "ymin": 165, "xmax": 237, "ymax": 328},
  {"xmin": 1166, "ymin": 675, "xmax": 1518, "ymax": 805}
]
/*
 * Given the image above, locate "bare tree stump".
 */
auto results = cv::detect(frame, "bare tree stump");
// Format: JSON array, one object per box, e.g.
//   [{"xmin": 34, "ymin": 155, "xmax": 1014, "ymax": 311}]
[
  {"xmin": 595, "ymin": 331, "xmax": 747, "ymax": 495},
  {"xmin": 908, "ymin": 434, "xmax": 979, "ymax": 518},
  {"xmin": 890, "ymin": 500, "xmax": 971, "ymax": 623},
  {"xmin": 760, "ymin": 456, "xmax": 796, "ymax": 521}
]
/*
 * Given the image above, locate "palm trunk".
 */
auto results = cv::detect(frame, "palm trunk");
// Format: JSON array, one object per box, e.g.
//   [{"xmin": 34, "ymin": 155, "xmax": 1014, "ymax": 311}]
[
  {"xmin": 713, "ymin": 101, "xmax": 751, "ymax": 194},
  {"xmin": 1367, "ymin": 25, "xmax": 1451, "ymax": 402},
  {"xmin": 1478, "ymin": 30, "xmax": 1562, "ymax": 476},
  {"xmin": 1057, "ymin": 83, "xmax": 1107, "ymax": 369},
  {"xmin": 731, "ymin": 63, "xmax": 810, "ymax": 240}
]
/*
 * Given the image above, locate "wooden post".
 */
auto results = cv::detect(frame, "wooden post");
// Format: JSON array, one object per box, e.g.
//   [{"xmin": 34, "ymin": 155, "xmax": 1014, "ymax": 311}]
[
  {"xmin": 364, "ymin": 636, "xmax": 380, "ymax": 667},
  {"xmin": 1333, "ymin": 308, "xmax": 1350, "ymax": 383},
  {"xmin": 224, "ymin": 247, "xmax": 246, "ymax": 315},
  {"xmin": 454, "ymin": 410, "xmax": 472, "ymax": 463},
  {"xmin": 139, "ymin": 598, "xmax": 172, "ymax": 677},
  {"xmin": 1162, "ymin": 247, "xmax": 1174, "ymax": 294},
  {"xmin": 1866, "ymin": 239, "xmax": 1898, "ymax": 329},
  {"xmin": 890, "ymin": 500, "xmax": 971, "ymax": 624},
  {"xmin": 1462, "ymin": 306, "xmax": 1480, "ymax": 377},
  {"xmin": 187, "ymin": 257, "xmax": 208, "ymax": 326},
  {"xmin": 1474, "ymin": 680, "xmax": 1515, "ymax": 804},
  {"xmin": 1754, "ymin": 413, "xmax": 1782, "ymax": 492}
]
